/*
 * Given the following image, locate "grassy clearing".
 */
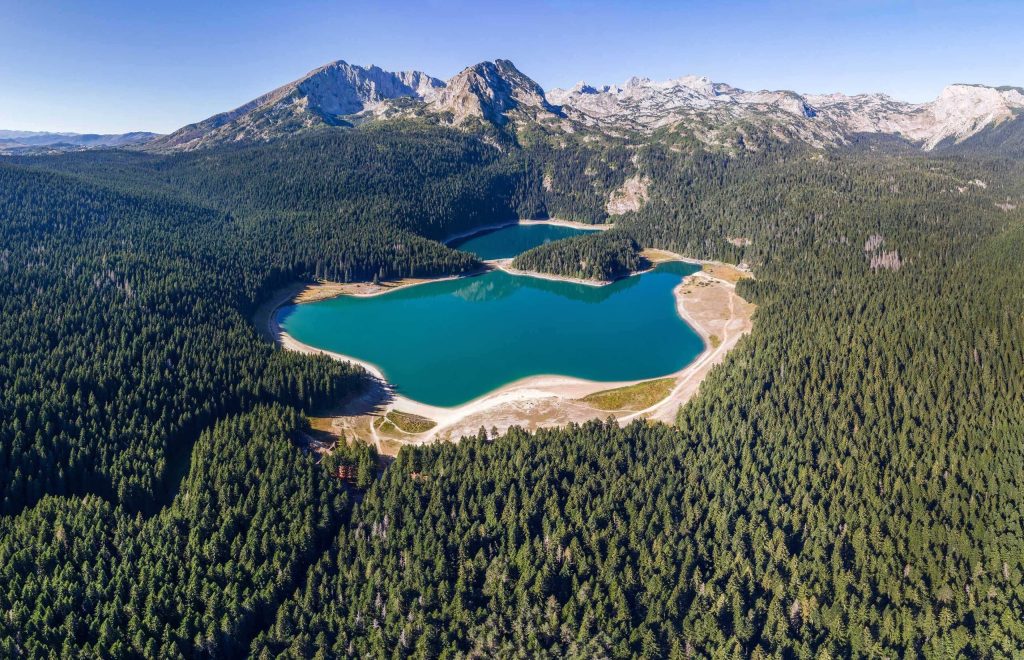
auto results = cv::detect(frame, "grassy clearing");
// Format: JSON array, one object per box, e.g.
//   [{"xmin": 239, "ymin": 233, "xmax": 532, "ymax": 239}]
[
  {"xmin": 294, "ymin": 280, "xmax": 351, "ymax": 303},
  {"xmin": 379, "ymin": 438, "xmax": 407, "ymax": 457},
  {"xmin": 709, "ymin": 334, "xmax": 722, "ymax": 348},
  {"xmin": 373, "ymin": 416, "xmax": 398, "ymax": 435},
  {"xmin": 376, "ymin": 410, "xmax": 437, "ymax": 434},
  {"xmin": 388, "ymin": 410, "xmax": 437, "ymax": 433},
  {"xmin": 580, "ymin": 378, "xmax": 676, "ymax": 412},
  {"xmin": 702, "ymin": 262, "xmax": 753, "ymax": 284},
  {"xmin": 308, "ymin": 416, "xmax": 338, "ymax": 435},
  {"xmin": 640, "ymin": 248, "xmax": 683, "ymax": 264}
]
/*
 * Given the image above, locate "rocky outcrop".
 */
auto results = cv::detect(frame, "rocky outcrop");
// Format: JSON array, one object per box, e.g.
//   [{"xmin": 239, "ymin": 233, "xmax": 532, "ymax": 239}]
[{"xmin": 605, "ymin": 175, "xmax": 650, "ymax": 215}]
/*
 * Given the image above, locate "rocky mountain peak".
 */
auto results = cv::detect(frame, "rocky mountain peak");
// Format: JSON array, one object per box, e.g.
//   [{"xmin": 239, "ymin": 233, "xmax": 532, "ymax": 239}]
[
  {"xmin": 147, "ymin": 60, "xmax": 444, "ymax": 151},
  {"xmin": 623, "ymin": 76, "xmax": 653, "ymax": 90},
  {"xmin": 430, "ymin": 59, "xmax": 558, "ymax": 125},
  {"xmin": 933, "ymin": 84, "xmax": 1024, "ymax": 121},
  {"xmin": 295, "ymin": 60, "xmax": 445, "ymax": 116},
  {"xmin": 569, "ymin": 81, "xmax": 601, "ymax": 95},
  {"xmin": 549, "ymin": 74, "xmax": 1022, "ymax": 150}
]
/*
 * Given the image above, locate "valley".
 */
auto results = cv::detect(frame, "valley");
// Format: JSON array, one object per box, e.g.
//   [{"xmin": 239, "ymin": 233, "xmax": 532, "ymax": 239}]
[{"xmin": 2, "ymin": 44, "xmax": 1023, "ymax": 657}]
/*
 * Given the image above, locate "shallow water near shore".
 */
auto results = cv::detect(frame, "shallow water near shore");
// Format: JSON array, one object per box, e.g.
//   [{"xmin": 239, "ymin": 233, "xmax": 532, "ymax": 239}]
[{"xmin": 280, "ymin": 255, "xmax": 704, "ymax": 407}]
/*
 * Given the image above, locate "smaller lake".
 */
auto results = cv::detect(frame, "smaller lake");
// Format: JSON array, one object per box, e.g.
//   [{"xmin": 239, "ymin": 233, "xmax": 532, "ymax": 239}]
[{"xmin": 449, "ymin": 223, "xmax": 599, "ymax": 260}]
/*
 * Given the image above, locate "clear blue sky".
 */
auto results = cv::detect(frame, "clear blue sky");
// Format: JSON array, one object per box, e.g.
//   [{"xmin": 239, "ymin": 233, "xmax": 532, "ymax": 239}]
[{"xmin": 1, "ymin": 0, "xmax": 1021, "ymax": 134}]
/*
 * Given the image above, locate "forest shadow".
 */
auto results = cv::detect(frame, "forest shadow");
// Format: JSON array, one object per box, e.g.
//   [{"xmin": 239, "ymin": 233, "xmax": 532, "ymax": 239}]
[{"xmin": 315, "ymin": 374, "xmax": 395, "ymax": 418}]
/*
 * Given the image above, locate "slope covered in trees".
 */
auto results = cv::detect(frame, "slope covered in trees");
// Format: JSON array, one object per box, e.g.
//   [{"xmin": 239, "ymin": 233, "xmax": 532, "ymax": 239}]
[
  {"xmin": 1, "ymin": 118, "xmax": 1023, "ymax": 656},
  {"xmin": 0, "ymin": 164, "xmax": 367, "ymax": 514},
  {"xmin": 511, "ymin": 231, "xmax": 646, "ymax": 281},
  {"xmin": 0, "ymin": 406, "xmax": 373, "ymax": 657},
  {"xmin": 0, "ymin": 123, "xmax": 531, "ymax": 514}
]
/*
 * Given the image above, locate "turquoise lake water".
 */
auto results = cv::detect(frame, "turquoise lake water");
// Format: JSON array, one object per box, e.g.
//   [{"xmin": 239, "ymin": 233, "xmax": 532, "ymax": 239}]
[
  {"xmin": 449, "ymin": 223, "xmax": 599, "ymax": 259},
  {"xmin": 280, "ymin": 225, "xmax": 704, "ymax": 407}
]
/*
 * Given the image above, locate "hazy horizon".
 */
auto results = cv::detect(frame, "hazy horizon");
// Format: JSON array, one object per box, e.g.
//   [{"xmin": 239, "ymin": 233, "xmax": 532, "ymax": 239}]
[{"xmin": 2, "ymin": 0, "xmax": 1022, "ymax": 134}]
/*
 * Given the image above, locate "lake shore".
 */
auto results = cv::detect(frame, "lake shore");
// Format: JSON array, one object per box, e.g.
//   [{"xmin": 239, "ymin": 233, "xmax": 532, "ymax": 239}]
[
  {"xmin": 489, "ymin": 258, "xmax": 611, "ymax": 287},
  {"xmin": 264, "ymin": 216, "xmax": 620, "ymax": 306},
  {"xmin": 394, "ymin": 263, "xmax": 755, "ymax": 443},
  {"xmin": 443, "ymin": 217, "xmax": 611, "ymax": 244},
  {"xmin": 260, "ymin": 240, "xmax": 755, "ymax": 454}
]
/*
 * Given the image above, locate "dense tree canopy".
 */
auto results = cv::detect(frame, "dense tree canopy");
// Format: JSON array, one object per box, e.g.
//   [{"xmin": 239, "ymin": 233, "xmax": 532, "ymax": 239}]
[
  {"xmin": 1, "ymin": 119, "xmax": 1023, "ymax": 656},
  {"xmin": 512, "ymin": 231, "xmax": 646, "ymax": 281}
]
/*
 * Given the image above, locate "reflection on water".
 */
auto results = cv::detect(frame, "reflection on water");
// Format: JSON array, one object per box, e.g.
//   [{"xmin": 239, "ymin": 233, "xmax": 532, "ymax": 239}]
[{"xmin": 515, "ymin": 268, "xmax": 644, "ymax": 303}]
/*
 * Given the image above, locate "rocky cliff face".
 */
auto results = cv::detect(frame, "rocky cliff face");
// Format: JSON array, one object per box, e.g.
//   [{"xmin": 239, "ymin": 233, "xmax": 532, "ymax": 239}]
[
  {"xmin": 920, "ymin": 84, "xmax": 1024, "ymax": 148},
  {"xmin": 294, "ymin": 61, "xmax": 444, "ymax": 116}
]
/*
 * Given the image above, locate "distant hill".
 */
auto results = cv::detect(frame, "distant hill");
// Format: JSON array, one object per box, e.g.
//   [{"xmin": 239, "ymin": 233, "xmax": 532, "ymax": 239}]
[{"xmin": 0, "ymin": 129, "xmax": 159, "ymax": 154}]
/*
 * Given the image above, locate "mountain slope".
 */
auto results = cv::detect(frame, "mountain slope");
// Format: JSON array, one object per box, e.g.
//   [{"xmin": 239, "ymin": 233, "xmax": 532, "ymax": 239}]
[
  {"xmin": 146, "ymin": 60, "xmax": 444, "ymax": 151},
  {"xmin": 4, "ymin": 80, "xmax": 1024, "ymax": 657},
  {"xmin": 429, "ymin": 59, "xmax": 561, "ymax": 125}
]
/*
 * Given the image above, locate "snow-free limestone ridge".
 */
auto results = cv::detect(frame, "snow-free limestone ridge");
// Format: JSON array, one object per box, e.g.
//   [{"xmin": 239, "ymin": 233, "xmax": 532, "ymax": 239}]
[
  {"xmin": 146, "ymin": 60, "xmax": 445, "ymax": 151},
  {"xmin": 550, "ymin": 76, "xmax": 1024, "ymax": 150},
  {"xmin": 429, "ymin": 59, "xmax": 562, "ymax": 126},
  {"xmin": 144, "ymin": 57, "xmax": 1023, "ymax": 153}
]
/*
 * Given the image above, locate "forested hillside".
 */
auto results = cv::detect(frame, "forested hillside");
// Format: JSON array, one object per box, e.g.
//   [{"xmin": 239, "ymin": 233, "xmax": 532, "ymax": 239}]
[
  {"xmin": 0, "ymin": 165, "xmax": 367, "ymax": 514},
  {"xmin": 0, "ymin": 406, "xmax": 372, "ymax": 657},
  {"xmin": 1, "ymin": 118, "xmax": 1023, "ymax": 656},
  {"xmin": 12, "ymin": 124, "xmax": 546, "ymax": 242}
]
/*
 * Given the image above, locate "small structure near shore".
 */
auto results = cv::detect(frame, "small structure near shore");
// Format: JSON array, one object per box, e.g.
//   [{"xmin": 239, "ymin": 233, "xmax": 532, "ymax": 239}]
[{"xmin": 335, "ymin": 464, "xmax": 357, "ymax": 483}]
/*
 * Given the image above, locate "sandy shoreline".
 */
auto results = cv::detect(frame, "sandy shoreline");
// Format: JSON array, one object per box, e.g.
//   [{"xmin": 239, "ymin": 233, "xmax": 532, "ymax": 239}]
[
  {"xmin": 490, "ymin": 259, "xmax": 612, "ymax": 287},
  {"xmin": 269, "ymin": 306, "xmax": 389, "ymax": 383},
  {"xmin": 259, "ymin": 221, "xmax": 754, "ymax": 453}
]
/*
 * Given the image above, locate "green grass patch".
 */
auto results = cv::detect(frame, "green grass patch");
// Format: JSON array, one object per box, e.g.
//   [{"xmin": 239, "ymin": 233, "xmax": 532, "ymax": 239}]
[
  {"xmin": 373, "ymin": 417, "xmax": 398, "ymax": 435},
  {"xmin": 381, "ymin": 410, "xmax": 437, "ymax": 434},
  {"xmin": 580, "ymin": 378, "xmax": 676, "ymax": 412}
]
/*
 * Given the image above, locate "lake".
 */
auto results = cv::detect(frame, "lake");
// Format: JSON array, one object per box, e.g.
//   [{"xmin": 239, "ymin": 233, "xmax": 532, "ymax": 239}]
[
  {"xmin": 279, "ymin": 224, "xmax": 704, "ymax": 407},
  {"xmin": 448, "ymin": 222, "xmax": 600, "ymax": 260}
]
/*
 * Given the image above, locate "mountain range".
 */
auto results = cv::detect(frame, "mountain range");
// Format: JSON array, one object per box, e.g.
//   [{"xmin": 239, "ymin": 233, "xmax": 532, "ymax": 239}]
[
  {"xmin": 9, "ymin": 59, "xmax": 1023, "ymax": 155},
  {"xmin": 144, "ymin": 59, "xmax": 1024, "ymax": 154},
  {"xmin": 0, "ymin": 129, "xmax": 158, "ymax": 155}
]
